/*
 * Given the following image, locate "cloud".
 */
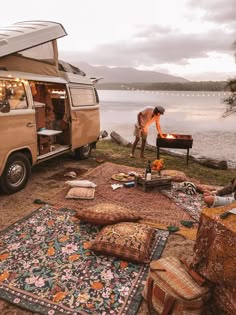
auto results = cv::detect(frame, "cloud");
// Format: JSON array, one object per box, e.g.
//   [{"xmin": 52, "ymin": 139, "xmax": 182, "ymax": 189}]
[
  {"xmin": 59, "ymin": 0, "xmax": 236, "ymax": 80},
  {"xmin": 135, "ymin": 24, "xmax": 175, "ymax": 37},
  {"xmin": 188, "ymin": 0, "xmax": 236, "ymax": 25},
  {"xmin": 60, "ymin": 27, "xmax": 235, "ymax": 68}
]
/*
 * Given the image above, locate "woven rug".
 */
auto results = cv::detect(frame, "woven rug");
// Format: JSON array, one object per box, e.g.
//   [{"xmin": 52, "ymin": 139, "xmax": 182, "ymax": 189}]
[
  {"xmin": 52, "ymin": 162, "xmax": 195, "ymax": 228},
  {"xmin": 0, "ymin": 205, "xmax": 168, "ymax": 315}
]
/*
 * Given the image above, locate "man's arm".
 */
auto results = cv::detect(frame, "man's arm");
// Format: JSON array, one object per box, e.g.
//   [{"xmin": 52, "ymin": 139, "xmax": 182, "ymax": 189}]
[
  {"xmin": 216, "ymin": 184, "xmax": 233, "ymax": 196},
  {"xmin": 137, "ymin": 112, "xmax": 142, "ymax": 127},
  {"xmin": 155, "ymin": 116, "xmax": 164, "ymax": 138}
]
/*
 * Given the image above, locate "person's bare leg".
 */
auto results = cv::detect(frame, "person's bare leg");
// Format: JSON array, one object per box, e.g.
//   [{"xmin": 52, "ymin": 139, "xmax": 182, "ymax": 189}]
[
  {"xmin": 140, "ymin": 138, "xmax": 146, "ymax": 158},
  {"xmin": 203, "ymin": 195, "xmax": 215, "ymax": 207},
  {"xmin": 130, "ymin": 137, "xmax": 140, "ymax": 157}
]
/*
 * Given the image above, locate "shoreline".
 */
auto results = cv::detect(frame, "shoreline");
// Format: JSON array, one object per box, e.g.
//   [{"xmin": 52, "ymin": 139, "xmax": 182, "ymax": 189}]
[
  {"xmin": 109, "ymin": 131, "xmax": 236, "ymax": 170},
  {"xmin": 99, "ymin": 89, "xmax": 236, "ymax": 164}
]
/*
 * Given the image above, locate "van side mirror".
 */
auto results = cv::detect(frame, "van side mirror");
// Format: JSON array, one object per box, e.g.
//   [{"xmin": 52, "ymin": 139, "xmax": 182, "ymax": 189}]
[{"xmin": 0, "ymin": 100, "xmax": 10, "ymax": 113}]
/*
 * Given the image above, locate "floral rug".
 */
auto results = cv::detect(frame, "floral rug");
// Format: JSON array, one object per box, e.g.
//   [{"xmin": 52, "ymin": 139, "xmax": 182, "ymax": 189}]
[{"xmin": 0, "ymin": 206, "xmax": 168, "ymax": 315}]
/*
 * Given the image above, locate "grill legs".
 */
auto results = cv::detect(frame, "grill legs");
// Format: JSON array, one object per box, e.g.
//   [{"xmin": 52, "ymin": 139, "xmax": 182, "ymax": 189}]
[{"xmin": 156, "ymin": 146, "xmax": 190, "ymax": 165}]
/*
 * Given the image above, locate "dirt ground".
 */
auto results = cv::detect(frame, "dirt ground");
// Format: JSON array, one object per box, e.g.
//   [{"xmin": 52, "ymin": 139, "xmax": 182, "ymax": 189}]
[{"xmin": 0, "ymin": 153, "xmax": 213, "ymax": 315}]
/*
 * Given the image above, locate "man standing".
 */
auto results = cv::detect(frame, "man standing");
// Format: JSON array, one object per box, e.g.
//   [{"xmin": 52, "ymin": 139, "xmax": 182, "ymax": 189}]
[{"xmin": 130, "ymin": 106, "xmax": 165, "ymax": 158}]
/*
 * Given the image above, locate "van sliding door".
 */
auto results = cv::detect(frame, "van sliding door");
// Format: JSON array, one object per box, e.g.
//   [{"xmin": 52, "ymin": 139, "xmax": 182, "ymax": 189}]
[{"xmin": 69, "ymin": 85, "xmax": 100, "ymax": 149}]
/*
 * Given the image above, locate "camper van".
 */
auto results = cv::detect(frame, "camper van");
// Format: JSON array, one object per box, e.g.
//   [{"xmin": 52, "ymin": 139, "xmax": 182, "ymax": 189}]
[{"xmin": 0, "ymin": 21, "xmax": 100, "ymax": 194}]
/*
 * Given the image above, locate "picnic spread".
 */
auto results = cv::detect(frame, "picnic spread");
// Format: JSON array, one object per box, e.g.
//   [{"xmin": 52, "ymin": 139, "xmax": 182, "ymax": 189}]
[{"xmin": 0, "ymin": 161, "xmax": 235, "ymax": 315}]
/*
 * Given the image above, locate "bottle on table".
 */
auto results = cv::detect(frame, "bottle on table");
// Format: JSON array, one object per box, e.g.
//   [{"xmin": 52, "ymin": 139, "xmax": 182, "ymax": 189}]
[{"xmin": 145, "ymin": 160, "xmax": 152, "ymax": 180}]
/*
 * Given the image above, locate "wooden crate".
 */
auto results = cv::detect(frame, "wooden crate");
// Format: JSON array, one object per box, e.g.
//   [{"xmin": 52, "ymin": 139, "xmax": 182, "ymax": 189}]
[{"xmin": 135, "ymin": 175, "xmax": 172, "ymax": 192}]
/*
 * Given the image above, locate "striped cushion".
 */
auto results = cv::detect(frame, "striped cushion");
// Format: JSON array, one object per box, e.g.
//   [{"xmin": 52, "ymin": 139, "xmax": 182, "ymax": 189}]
[
  {"xmin": 149, "ymin": 257, "xmax": 207, "ymax": 299},
  {"xmin": 178, "ymin": 182, "xmax": 197, "ymax": 195},
  {"xmin": 143, "ymin": 256, "xmax": 210, "ymax": 315}
]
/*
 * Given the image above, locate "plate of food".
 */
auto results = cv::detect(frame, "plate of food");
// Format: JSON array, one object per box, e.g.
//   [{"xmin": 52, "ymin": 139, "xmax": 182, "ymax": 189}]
[{"xmin": 111, "ymin": 173, "xmax": 136, "ymax": 182}]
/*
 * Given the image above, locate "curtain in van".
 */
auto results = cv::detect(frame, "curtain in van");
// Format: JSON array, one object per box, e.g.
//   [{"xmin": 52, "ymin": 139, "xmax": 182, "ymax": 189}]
[{"xmin": 0, "ymin": 55, "xmax": 60, "ymax": 77}]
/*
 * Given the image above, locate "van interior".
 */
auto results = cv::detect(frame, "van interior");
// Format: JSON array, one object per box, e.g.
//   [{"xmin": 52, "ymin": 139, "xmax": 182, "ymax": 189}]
[{"xmin": 30, "ymin": 81, "xmax": 71, "ymax": 158}]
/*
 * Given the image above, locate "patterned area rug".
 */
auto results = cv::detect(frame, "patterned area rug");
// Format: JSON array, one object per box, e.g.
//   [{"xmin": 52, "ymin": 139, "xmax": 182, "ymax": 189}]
[
  {"xmin": 0, "ymin": 206, "xmax": 168, "ymax": 315},
  {"xmin": 51, "ymin": 162, "xmax": 196, "ymax": 228},
  {"xmin": 162, "ymin": 183, "xmax": 206, "ymax": 221}
]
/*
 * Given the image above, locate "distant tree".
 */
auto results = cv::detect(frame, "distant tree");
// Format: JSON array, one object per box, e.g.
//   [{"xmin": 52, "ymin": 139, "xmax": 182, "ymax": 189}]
[{"xmin": 223, "ymin": 41, "xmax": 236, "ymax": 117}]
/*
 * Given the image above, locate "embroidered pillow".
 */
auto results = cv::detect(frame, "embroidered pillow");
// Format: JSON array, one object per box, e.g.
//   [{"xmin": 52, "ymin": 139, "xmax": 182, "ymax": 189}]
[
  {"xmin": 75, "ymin": 203, "xmax": 140, "ymax": 225},
  {"xmin": 66, "ymin": 187, "xmax": 95, "ymax": 199},
  {"xmin": 90, "ymin": 222, "xmax": 156, "ymax": 263}
]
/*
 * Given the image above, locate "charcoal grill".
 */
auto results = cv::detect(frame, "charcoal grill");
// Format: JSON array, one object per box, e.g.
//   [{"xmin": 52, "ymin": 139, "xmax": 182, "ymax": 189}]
[{"xmin": 156, "ymin": 134, "xmax": 193, "ymax": 165}]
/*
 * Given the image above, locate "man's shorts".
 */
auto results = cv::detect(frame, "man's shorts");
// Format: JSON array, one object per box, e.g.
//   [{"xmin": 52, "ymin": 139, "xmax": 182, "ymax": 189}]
[
  {"xmin": 133, "ymin": 124, "xmax": 148, "ymax": 139},
  {"xmin": 212, "ymin": 194, "xmax": 235, "ymax": 207}
]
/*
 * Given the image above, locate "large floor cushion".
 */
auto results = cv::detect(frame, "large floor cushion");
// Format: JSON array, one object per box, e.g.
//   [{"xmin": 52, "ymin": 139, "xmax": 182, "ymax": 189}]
[
  {"xmin": 75, "ymin": 202, "xmax": 140, "ymax": 225},
  {"xmin": 161, "ymin": 170, "xmax": 187, "ymax": 182},
  {"xmin": 90, "ymin": 222, "xmax": 156, "ymax": 263}
]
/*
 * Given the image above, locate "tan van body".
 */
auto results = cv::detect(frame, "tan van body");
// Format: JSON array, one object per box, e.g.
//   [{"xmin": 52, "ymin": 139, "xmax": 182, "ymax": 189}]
[{"xmin": 0, "ymin": 21, "xmax": 100, "ymax": 193}]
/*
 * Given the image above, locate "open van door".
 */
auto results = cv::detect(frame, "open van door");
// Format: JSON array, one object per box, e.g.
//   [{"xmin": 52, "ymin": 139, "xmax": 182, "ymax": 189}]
[{"xmin": 69, "ymin": 83, "xmax": 100, "ymax": 159}]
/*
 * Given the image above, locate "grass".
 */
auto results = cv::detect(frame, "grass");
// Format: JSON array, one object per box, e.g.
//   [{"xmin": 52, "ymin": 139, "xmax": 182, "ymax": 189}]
[{"xmin": 94, "ymin": 139, "xmax": 236, "ymax": 186}]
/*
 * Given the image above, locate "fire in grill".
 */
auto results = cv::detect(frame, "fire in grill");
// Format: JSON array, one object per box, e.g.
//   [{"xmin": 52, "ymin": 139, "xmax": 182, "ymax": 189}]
[{"xmin": 156, "ymin": 134, "xmax": 193, "ymax": 165}]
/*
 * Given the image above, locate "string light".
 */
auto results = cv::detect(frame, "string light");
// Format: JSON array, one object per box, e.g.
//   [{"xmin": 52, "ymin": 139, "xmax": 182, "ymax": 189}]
[{"xmin": 120, "ymin": 85, "xmax": 231, "ymax": 97}]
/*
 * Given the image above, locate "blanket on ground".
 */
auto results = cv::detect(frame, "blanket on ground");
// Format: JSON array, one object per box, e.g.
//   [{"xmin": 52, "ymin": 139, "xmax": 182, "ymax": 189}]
[{"xmin": 0, "ymin": 205, "xmax": 168, "ymax": 315}]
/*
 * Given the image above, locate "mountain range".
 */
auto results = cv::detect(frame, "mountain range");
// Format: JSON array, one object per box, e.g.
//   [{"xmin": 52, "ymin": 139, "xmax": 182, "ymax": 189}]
[{"xmin": 72, "ymin": 62, "xmax": 188, "ymax": 83}]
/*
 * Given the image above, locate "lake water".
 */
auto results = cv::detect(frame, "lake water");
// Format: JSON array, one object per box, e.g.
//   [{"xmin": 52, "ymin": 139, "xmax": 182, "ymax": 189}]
[{"xmin": 98, "ymin": 90, "xmax": 236, "ymax": 164}]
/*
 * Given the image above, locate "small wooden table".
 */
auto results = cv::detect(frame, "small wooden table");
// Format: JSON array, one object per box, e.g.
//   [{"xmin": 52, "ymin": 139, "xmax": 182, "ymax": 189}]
[
  {"xmin": 37, "ymin": 130, "xmax": 62, "ymax": 155},
  {"xmin": 135, "ymin": 175, "xmax": 172, "ymax": 192}
]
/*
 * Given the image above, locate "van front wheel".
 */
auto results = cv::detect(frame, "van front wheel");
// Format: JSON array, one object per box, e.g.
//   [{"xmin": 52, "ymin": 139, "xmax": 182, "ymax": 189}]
[
  {"xmin": 75, "ymin": 144, "xmax": 92, "ymax": 160},
  {"xmin": 0, "ymin": 153, "xmax": 31, "ymax": 194}
]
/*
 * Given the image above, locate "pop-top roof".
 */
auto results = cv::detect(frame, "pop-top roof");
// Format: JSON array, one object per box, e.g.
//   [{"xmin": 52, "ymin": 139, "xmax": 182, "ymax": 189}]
[{"xmin": 0, "ymin": 20, "xmax": 67, "ymax": 58}]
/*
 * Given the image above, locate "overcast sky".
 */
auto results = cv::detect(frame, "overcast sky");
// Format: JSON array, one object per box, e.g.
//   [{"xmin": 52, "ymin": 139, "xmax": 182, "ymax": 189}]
[{"xmin": 1, "ymin": 0, "xmax": 236, "ymax": 81}]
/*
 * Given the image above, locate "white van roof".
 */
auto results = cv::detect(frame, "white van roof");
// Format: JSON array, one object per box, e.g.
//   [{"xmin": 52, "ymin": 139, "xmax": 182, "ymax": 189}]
[
  {"xmin": 61, "ymin": 72, "xmax": 94, "ymax": 85},
  {"xmin": 0, "ymin": 20, "xmax": 67, "ymax": 58}
]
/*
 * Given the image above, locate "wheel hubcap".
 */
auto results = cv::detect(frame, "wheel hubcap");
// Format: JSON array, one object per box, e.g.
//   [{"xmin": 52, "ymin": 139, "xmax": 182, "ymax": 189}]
[
  {"xmin": 83, "ymin": 144, "xmax": 90, "ymax": 156},
  {"xmin": 7, "ymin": 161, "xmax": 26, "ymax": 187}
]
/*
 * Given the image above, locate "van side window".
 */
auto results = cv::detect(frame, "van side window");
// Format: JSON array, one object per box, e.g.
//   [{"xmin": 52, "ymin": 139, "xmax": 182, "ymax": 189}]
[
  {"xmin": 70, "ymin": 87, "xmax": 96, "ymax": 106},
  {"xmin": 0, "ymin": 80, "xmax": 28, "ymax": 110}
]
